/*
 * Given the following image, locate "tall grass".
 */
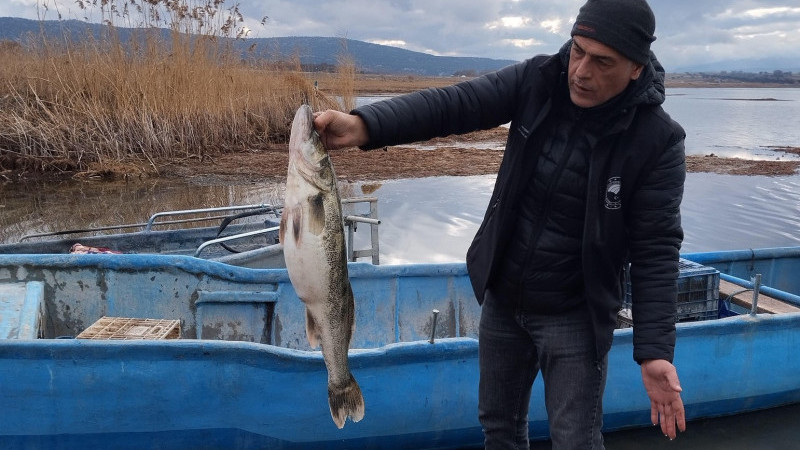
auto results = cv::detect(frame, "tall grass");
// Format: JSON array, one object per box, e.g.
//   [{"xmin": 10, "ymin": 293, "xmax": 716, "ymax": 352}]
[{"xmin": 0, "ymin": 0, "xmax": 346, "ymax": 176}]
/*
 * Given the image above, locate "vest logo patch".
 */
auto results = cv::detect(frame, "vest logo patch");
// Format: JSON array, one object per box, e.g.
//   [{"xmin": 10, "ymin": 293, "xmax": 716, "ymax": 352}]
[{"xmin": 605, "ymin": 177, "xmax": 622, "ymax": 210}]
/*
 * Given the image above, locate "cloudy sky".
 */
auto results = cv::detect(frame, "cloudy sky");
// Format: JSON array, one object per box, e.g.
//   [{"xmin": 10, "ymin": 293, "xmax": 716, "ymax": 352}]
[{"xmin": 3, "ymin": 0, "xmax": 800, "ymax": 70}]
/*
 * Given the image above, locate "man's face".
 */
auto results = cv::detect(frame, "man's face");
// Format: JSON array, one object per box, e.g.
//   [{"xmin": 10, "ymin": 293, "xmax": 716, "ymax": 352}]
[{"xmin": 568, "ymin": 36, "xmax": 644, "ymax": 108}]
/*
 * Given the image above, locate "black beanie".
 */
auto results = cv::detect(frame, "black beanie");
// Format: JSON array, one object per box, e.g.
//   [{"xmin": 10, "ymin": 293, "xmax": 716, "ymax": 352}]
[{"xmin": 570, "ymin": 0, "xmax": 656, "ymax": 65}]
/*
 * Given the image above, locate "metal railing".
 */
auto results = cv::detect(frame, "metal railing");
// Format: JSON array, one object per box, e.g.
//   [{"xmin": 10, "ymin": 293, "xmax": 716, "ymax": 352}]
[
  {"xmin": 194, "ymin": 226, "xmax": 280, "ymax": 258},
  {"xmin": 193, "ymin": 197, "xmax": 381, "ymax": 263},
  {"xmin": 342, "ymin": 197, "xmax": 381, "ymax": 265},
  {"xmin": 144, "ymin": 204, "xmax": 278, "ymax": 232},
  {"xmin": 722, "ymin": 273, "xmax": 762, "ymax": 315},
  {"xmin": 18, "ymin": 198, "xmax": 382, "ymax": 265},
  {"xmin": 19, "ymin": 204, "xmax": 278, "ymax": 242}
]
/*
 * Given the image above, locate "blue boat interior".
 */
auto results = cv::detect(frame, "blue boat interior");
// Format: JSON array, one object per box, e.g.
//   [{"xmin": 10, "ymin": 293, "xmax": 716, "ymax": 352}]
[
  {"xmin": 0, "ymin": 253, "xmax": 482, "ymax": 350},
  {"xmin": 0, "ymin": 246, "xmax": 798, "ymax": 352}
]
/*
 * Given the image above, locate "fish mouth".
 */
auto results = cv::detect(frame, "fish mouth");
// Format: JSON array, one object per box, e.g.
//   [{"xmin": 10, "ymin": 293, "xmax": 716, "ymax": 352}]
[
  {"xmin": 289, "ymin": 104, "xmax": 325, "ymax": 159},
  {"xmin": 288, "ymin": 104, "xmax": 330, "ymax": 187},
  {"xmin": 290, "ymin": 105, "xmax": 314, "ymax": 144}
]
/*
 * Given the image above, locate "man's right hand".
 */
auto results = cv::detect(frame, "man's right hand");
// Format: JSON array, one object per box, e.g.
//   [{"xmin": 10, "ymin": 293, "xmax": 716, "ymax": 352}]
[
  {"xmin": 313, "ymin": 110, "xmax": 369, "ymax": 150},
  {"xmin": 640, "ymin": 359, "xmax": 686, "ymax": 440}
]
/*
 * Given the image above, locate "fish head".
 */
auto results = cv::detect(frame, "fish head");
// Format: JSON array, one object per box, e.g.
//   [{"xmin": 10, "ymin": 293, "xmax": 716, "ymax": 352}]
[{"xmin": 289, "ymin": 104, "xmax": 327, "ymax": 168}]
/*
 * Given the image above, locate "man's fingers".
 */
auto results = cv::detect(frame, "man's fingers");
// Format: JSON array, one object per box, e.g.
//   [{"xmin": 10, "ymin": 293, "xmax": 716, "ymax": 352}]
[
  {"xmin": 312, "ymin": 110, "xmax": 332, "ymax": 132},
  {"xmin": 650, "ymin": 401, "xmax": 659, "ymax": 426},
  {"xmin": 658, "ymin": 403, "xmax": 668, "ymax": 437},
  {"xmin": 664, "ymin": 404, "xmax": 677, "ymax": 439},
  {"xmin": 657, "ymin": 401, "xmax": 687, "ymax": 440},
  {"xmin": 676, "ymin": 400, "xmax": 687, "ymax": 432}
]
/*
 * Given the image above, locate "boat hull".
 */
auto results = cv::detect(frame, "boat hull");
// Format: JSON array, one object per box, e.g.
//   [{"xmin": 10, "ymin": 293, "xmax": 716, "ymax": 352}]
[{"xmin": 1, "ymin": 248, "xmax": 799, "ymax": 448}]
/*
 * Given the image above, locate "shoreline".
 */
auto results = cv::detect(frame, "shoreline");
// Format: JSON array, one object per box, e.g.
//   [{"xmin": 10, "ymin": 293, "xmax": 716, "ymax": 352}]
[
  {"xmin": 150, "ymin": 129, "xmax": 800, "ymax": 184},
  {"xmin": 4, "ymin": 128, "xmax": 799, "ymax": 184},
  {"xmin": 312, "ymin": 73, "xmax": 800, "ymax": 96}
]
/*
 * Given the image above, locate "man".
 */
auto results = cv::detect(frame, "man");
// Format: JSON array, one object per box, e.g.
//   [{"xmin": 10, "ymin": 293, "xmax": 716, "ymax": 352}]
[{"xmin": 313, "ymin": 0, "xmax": 686, "ymax": 448}]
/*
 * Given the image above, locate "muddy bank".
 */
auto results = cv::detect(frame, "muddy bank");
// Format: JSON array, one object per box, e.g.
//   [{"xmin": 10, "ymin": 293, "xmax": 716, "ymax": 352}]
[
  {"xmin": 155, "ymin": 129, "xmax": 800, "ymax": 183},
  {"xmin": 686, "ymin": 153, "xmax": 800, "ymax": 176},
  {"xmin": 4, "ymin": 129, "xmax": 798, "ymax": 184}
]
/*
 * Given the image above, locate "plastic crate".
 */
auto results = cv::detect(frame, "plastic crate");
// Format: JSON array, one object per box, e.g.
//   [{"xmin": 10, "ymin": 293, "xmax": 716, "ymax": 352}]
[
  {"xmin": 621, "ymin": 258, "xmax": 720, "ymax": 326},
  {"xmin": 77, "ymin": 317, "xmax": 181, "ymax": 340},
  {"xmin": 617, "ymin": 308, "xmax": 634, "ymax": 329}
]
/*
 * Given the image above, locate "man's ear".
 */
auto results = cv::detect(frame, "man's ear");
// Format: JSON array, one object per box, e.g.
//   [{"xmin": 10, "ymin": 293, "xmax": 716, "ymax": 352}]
[{"xmin": 631, "ymin": 64, "xmax": 644, "ymax": 81}]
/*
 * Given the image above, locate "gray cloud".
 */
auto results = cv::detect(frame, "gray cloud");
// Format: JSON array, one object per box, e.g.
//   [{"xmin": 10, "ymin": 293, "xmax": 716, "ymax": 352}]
[
  {"xmin": 241, "ymin": 0, "xmax": 800, "ymax": 69},
  {"xmin": 2, "ymin": 0, "xmax": 798, "ymax": 70}
]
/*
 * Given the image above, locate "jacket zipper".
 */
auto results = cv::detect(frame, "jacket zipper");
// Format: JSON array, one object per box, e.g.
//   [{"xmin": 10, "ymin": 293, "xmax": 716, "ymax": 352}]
[{"xmin": 516, "ymin": 117, "xmax": 583, "ymax": 290}]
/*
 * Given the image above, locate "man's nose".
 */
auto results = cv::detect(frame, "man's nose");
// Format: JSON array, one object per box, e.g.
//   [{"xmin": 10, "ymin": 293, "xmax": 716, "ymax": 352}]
[{"xmin": 574, "ymin": 58, "xmax": 592, "ymax": 79}]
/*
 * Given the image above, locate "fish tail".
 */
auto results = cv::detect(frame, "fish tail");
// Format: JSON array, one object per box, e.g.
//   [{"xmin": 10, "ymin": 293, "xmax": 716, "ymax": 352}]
[
  {"xmin": 305, "ymin": 308, "xmax": 320, "ymax": 349},
  {"xmin": 328, "ymin": 374, "xmax": 365, "ymax": 429}
]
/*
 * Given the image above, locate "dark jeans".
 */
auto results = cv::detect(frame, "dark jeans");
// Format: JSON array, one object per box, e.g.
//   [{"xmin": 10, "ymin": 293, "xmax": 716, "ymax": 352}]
[{"xmin": 479, "ymin": 289, "xmax": 608, "ymax": 450}]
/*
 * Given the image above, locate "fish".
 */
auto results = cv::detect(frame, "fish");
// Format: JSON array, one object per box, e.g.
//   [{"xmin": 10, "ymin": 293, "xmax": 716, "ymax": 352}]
[{"xmin": 280, "ymin": 104, "xmax": 365, "ymax": 428}]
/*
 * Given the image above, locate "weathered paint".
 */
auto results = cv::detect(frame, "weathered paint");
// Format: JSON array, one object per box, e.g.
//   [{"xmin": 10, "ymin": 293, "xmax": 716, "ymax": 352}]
[
  {"xmin": 0, "ymin": 281, "xmax": 43, "ymax": 339},
  {"xmin": 0, "ymin": 248, "xmax": 798, "ymax": 448}
]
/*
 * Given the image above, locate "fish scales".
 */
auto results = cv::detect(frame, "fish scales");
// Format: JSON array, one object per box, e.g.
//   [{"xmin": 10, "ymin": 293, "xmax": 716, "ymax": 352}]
[{"xmin": 280, "ymin": 104, "xmax": 365, "ymax": 429}]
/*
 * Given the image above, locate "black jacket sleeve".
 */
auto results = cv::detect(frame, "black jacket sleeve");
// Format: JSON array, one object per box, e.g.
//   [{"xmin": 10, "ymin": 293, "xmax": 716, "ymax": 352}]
[
  {"xmin": 628, "ymin": 125, "xmax": 686, "ymax": 363},
  {"xmin": 351, "ymin": 61, "xmax": 532, "ymax": 150}
]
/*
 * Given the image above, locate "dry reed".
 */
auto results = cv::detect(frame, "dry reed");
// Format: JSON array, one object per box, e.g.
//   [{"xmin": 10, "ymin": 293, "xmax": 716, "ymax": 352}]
[{"xmin": 0, "ymin": 0, "xmax": 348, "ymax": 176}]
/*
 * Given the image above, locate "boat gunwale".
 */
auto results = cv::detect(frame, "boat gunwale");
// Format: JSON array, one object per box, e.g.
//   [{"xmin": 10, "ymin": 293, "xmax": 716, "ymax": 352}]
[
  {"xmin": 0, "ymin": 254, "xmax": 468, "ymax": 283},
  {"xmin": 0, "ymin": 336, "xmax": 481, "ymax": 370}
]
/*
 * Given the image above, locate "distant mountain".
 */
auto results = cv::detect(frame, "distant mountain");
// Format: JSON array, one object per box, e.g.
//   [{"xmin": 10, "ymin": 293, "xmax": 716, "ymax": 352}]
[
  {"xmin": 0, "ymin": 17, "xmax": 518, "ymax": 76},
  {"xmin": 250, "ymin": 36, "xmax": 519, "ymax": 76}
]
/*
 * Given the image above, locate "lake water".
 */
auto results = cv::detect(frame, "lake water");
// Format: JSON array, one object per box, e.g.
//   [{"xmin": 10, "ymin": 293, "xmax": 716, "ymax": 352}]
[
  {"xmin": 2, "ymin": 87, "xmax": 800, "ymax": 261},
  {"xmin": 665, "ymin": 88, "xmax": 800, "ymax": 160},
  {"xmin": 360, "ymin": 87, "xmax": 800, "ymax": 160}
]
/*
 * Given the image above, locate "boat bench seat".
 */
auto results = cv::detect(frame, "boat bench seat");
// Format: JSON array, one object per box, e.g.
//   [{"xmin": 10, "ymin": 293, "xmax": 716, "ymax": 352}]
[
  {"xmin": 719, "ymin": 279, "xmax": 800, "ymax": 314},
  {"xmin": 0, "ymin": 281, "xmax": 45, "ymax": 339}
]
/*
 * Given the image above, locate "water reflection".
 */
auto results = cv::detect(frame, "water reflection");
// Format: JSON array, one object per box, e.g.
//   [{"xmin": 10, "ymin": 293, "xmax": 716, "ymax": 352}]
[
  {"xmin": 681, "ymin": 173, "xmax": 800, "ymax": 252},
  {"xmin": 3, "ymin": 172, "xmax": 799, "ymax": 261},
  {"xmin": 355, "ymin": 176, "xmax": 495, "ymax": 264},
  {"xmin": 664, "ymin": 88, "xmax": 800, "ymax": 160},
  {"xmin": 0, "ymin": 178, "xmax": 285, "ymax": 244}
]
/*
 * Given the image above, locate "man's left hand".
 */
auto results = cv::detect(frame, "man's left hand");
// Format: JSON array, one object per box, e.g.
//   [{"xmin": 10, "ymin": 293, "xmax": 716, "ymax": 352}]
[{"xmin": 640, "ymin": 359, "xmax": 686, "ymax": 439}]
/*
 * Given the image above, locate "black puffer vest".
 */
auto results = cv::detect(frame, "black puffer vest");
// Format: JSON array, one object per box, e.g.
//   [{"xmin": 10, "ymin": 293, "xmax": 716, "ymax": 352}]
[
  {"xmin": 494, "ymin": 87, "xmax": 590, "ymax": 313},
  {"xmin": 493, "ymin": 78, "xmax": 646, "ymax": 314}
]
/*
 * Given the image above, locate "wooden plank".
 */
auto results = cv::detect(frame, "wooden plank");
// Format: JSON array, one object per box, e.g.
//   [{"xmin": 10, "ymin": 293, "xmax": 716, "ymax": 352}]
[
  {"xmin": 719, "ymin": 279, "xmax": 800, "ymax": 314},
  {"xmin": 77, "ymin": 317, "xmax": 181, "ymax": 340}
]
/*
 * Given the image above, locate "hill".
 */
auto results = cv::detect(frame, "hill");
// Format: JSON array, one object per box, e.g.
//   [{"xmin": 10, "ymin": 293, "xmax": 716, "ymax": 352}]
[{"xmin": 0, "ymin": 17, "xmax": 517, "ymax": 76}]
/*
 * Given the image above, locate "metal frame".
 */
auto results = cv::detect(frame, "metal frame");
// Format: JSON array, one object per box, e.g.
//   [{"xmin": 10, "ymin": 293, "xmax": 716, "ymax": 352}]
[
  {"xmin": 20, "ymin": 204, "xmax": 278, "ymax": 242},
  {"xmin": 342, "ymin": 197, "xmax": 381, "ymax": 265}
]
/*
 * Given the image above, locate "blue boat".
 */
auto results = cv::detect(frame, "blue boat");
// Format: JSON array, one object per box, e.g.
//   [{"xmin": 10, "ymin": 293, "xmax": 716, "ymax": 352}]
[{"xmin": 1, "ymin": 245, "xmax": 799, "ymax": 449}]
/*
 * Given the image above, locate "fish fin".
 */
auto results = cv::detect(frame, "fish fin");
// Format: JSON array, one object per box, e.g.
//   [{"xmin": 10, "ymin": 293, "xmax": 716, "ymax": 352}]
[
  {"xmin": 307, "ymin": 193, "xmax": 326, "ymax": 236},
  {"xmin": 279, "ymin": 205, "xmax": 303, "ymax": 245},
  {"xmin": 328, "ymin": 374, "xmax": 365, "ymax": 429},
  {"xmin": 291, "ymin": 205, "xmax": 302, "ymax": 243},
  {"xmin": 278, "ymin": 209, "xmax": 287, "ymax": 243},
  {"xmin": 305, "ymin": 308, "xmax": 320, "ymax": 349}
]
